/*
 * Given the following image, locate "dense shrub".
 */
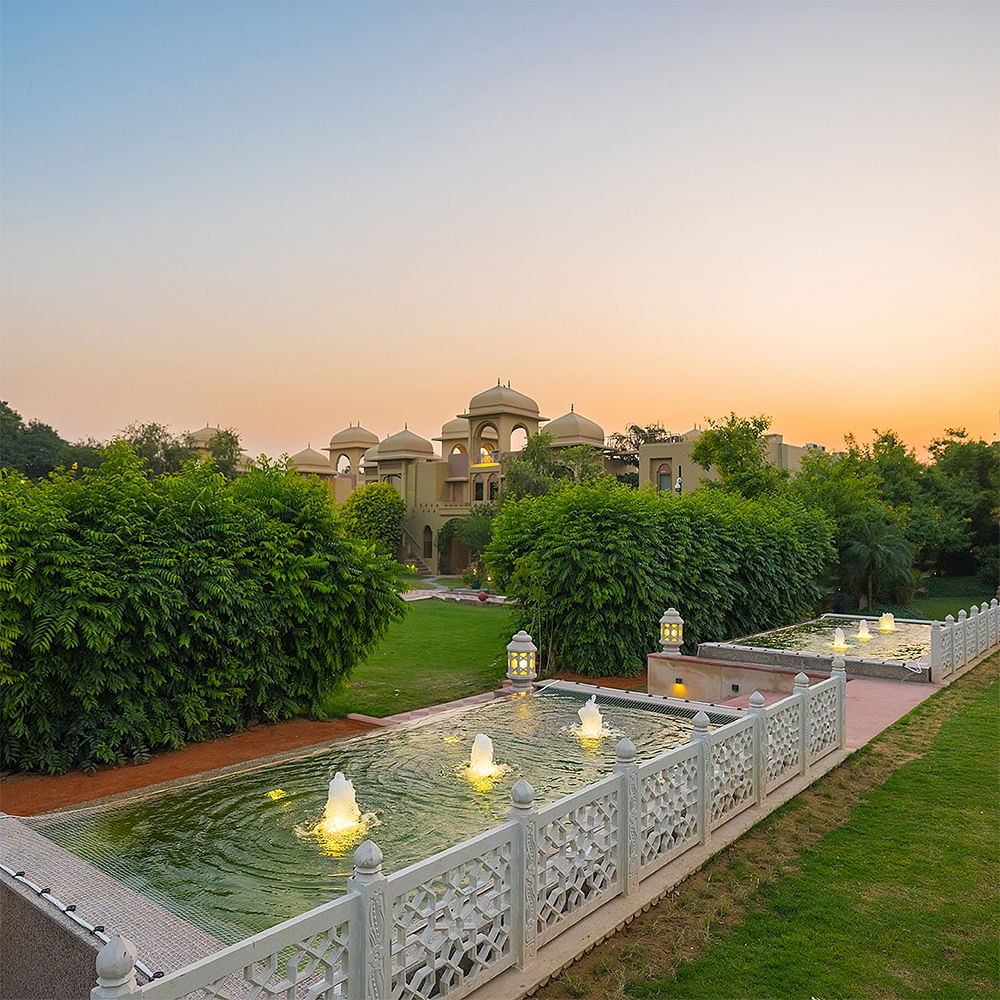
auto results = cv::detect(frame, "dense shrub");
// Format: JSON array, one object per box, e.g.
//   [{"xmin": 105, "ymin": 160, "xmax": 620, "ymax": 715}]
[
  {"xmin": 487, "ymin": 480, "xmax": 833, "ymax": 676},
  {"xmin": 0, "ymin": 448, "xmax": 405, "ymax": 773},
  {"xmin": 339, "ymin": 482, "xmax": 407, "ymax": 557}
]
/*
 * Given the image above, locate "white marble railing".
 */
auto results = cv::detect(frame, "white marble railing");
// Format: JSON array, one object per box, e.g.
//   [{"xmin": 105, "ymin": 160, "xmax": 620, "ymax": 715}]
[
  {"xmin": 931, "ymin": 599, "xmax": 1000, "ymax": 681},
  {"xmin": 93, "ymin": 669, "xmax": 848, "ymax": 1000}
]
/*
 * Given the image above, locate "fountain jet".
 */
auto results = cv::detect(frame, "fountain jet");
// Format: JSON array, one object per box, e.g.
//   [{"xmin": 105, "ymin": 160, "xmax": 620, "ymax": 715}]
[
  {"xmin": 856, "ymin": 620, "xmax": 872, "ymax": 641},
  {"xmin": 879, "ymin": 612, "xmax": 896, "ymax": 633},
  {"xmin": 319, "ymin": 772, "xmax": 364, "ymax": 837},
  {"xmin": 467, "ymin": 734, "xmax": 503, "ymax": 781},
  {"xmin": 576, "ymin": 695, "xmax": 606, "ymax": 740},
  {"xmin": 831, "ymin": 627, "xmax": 847, "ymax": 652}
]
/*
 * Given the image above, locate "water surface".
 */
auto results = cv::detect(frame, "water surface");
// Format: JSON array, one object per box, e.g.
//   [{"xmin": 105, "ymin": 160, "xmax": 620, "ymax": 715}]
[{"xmin": 35, "ymin": 691, "xmax": 704, "ymax": 944}]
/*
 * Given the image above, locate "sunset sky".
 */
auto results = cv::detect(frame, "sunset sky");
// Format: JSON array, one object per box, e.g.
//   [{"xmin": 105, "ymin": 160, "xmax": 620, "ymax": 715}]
[{"xmin": 2, "ymin": 1, "xmax": 997, "ymax": 462}]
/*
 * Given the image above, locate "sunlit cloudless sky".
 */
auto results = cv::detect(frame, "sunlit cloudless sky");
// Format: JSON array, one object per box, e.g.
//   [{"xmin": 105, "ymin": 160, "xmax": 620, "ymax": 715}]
[{"xmin": 2, "ymin": 0, "xmax": 997, "ymax": 460}]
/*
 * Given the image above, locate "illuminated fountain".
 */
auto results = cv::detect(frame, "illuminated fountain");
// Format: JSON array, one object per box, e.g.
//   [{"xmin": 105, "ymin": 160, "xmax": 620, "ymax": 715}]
[
  {"xmin": 879, "ymin": 612, "xmax": 896, "ymax": 633},
  {"xmin": 36, "ymin": 690, "xmax": 707, "ymax": 945},
  {"xmin": 856, "ymin": 620, "xmax": 872, "ymax": 641},
  {"xmin": 831, "ymin": 627, "xmax": 848, "ymax": 652},
  {"xmin": 575, "ymin": 695, "xmax": 606, "ymax": 740},
  {"xmin": 314, "ymin": 772, "xmax": 368, "ymax": 847},
  {"xmin": 466, "ymin": 734, "xmax": 505, "ymax": 784}
]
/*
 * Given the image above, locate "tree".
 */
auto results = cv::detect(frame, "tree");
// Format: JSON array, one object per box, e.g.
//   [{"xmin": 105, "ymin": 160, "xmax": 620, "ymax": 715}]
[
  {"xmin": 925, "ymin": 428, "xmax": 999, "ymax": 584},
  {"xmin": 339, "ymin": 482, "xmax": 407, "ymax": 557},
  {"xmin": 487, "ymin": 480, "xmax": 670, "ymax": 676},
  {"xmin": 455, "ymin": 507, "xmax": 495, "ymax": 578},
  {"xmin": 690, "ymin": 412, "xmax": 788, "ymax": 498},
  {"xmin": 842, "ymin": 517, "xmax": 915, "ymax": 610},
  {"xmin": 116, "ymin": 421, "xmax": 196, "ymax": 475},
  {"xmin": 0, "ymin": 402, "xmax": 102, "ymax": 479},
  {"xmin": 607, "ymin": 422, "xmax": 672, "ymax": 486},
  {"xmin": 835, "ymin": 429, "xmax": 968, "ymax": 578},
  {"xmin": 486, "ymin": 479, "xmax": 831, "ymax": 677},
  {"xmin": 608, "ymin": 422, "xmax": 672, "ymax": 465},
  {"xmin": 559, "ymin": 444, "xmax": 606, "ymax": 484},
  {"xmin": 501, "ymin": 431, "xmax": 607, "ymax": 501},
  {"xmin": 203, "ymin": 428, "xmax": 244, "ymax": 478},
  {"xmin": 0, "ymin": 447, "xmax": 405, "ymax": 774}
]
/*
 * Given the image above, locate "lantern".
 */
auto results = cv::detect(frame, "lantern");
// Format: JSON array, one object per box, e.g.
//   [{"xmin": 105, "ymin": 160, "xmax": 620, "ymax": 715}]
[
  {"xmin": 506, "ymin": 630, "xmax": 537, "ymax": 691},
  {"xmin": 659, "ymin": 608, "xmax": 684, "ymax": 656}
]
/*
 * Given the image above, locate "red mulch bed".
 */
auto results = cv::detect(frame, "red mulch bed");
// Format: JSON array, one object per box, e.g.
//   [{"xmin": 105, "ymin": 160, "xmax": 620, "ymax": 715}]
[
  {"xmin": 550, "ymin": 667, "xmax": 648, "ymax": 692},
  {"xmin": 0, "ymin": 718, "xmax": 374, "ymax": 817},
  {"xmin": 1, "ymin": 671, "xmax": 646, "ymax": 817}
]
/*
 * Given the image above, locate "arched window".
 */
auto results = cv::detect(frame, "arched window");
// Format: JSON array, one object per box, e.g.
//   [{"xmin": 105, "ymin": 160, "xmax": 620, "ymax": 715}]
[
  {"xmin": 509, "ymin": 427, "xmax": 528, "ymax": 452},
  {"xmin": 656, "ymin": 463, "xmax": 672, "ymax": 492},
  {"xmin": 336, "ymin": 454, "xmax": 351, "ymax": 474},
  {"xmin": 422, "ymin": 525, "xmax": 433, "ymax": 559}
]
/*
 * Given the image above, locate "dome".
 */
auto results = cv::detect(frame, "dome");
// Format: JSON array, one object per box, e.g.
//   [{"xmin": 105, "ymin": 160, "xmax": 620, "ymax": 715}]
[
  {"xmin": 464, "ymin": 381, "xmax": 541, "ymax": 417},
  {"xmin": 327, "ymin": 423, "xmax": 379, "ymax": 451},
  {"xmin": 544, "ymin": 406, "xmax": 605, "ymax": 447},
  {"xmin": 435, "ymin": 417, "xmax": 469, "ymax": 442},
  {"xmin": 289, "ymin": 446, "xmax": 332, "ymax": 473},
  {"xmin": 189, "ymin": 424, "xmax": 221, "ymax": 445},
  {"xmin": 377, "ymin": 427, "xmax": 435, "ymax": 460},
  {"xmin": 360, "ymin": 445, "xmax": 380, "ymax": 470}
]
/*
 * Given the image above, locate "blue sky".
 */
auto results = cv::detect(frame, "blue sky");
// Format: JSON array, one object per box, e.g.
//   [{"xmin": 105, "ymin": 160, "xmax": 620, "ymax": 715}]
[{"xmin": 2, "ymin": 1, "xmax": 997, "ymax": 458}]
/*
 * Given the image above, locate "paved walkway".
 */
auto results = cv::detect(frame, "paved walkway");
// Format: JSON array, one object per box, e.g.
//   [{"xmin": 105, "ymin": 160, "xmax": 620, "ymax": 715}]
[
  {"xmin": 721, "ymin": 675, "xmax": 949, "ymax": 749},
  {"xmin": 401, "ymin": 588, "xmax": 508, "ymax": 604}
]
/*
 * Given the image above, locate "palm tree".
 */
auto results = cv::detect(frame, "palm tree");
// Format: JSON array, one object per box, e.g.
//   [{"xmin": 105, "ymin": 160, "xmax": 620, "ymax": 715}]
[{"xmin": 842, "ymin": 517, "xmax": 914, "ymax": 609}]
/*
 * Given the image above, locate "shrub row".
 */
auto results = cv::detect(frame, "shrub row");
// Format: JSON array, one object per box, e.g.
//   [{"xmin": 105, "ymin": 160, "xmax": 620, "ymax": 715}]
[
  {"xmin": 487, "ymin": 480, "xmax": 833, "ymax": 676},
  {"xmin": 0, "ymin": 447, "xmax": 405, "ymax": 773}
]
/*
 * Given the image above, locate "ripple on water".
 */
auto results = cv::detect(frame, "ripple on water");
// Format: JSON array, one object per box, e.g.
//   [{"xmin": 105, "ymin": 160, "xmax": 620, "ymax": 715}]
[{"xmin": 35, "ymin": 691, "xmax": 701, "ymax": 944}]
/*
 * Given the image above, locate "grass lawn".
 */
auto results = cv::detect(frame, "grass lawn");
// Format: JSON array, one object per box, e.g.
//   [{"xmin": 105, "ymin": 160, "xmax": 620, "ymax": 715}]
[
  {"xmin": 911, "ymin": 594, "xmax": 995, "ymax": 621},
  {"xmin": 911, "ymin": 574, "xmax": 995, "ymax": 621},
  {"xmin": 540, "ymin": 653, "xmax": 1000, "ymax": 1000},
  {"xmin": 315, "ymin": 598, "xmax": 515, "ymax": 718}
]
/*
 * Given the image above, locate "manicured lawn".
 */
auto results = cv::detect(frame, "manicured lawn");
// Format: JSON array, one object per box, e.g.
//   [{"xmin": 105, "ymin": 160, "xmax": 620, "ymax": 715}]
[
  {"xmin": 911, "ymin": 575, "xmax": 995, "ymax": 621},
  {"xmin": 911, "ymin": 594, "xmax": 994, "ymax": 621},
  {"xmin": 540, "ymin": 654, "xmax": 999, "ymax": 1000},
  {"xmin": 644, "ymin": 669, "xmax": 998, "ymax": 998},
  {"xmin": 315, "ymin": 598, "xmax": 515, "ymax": 718}
]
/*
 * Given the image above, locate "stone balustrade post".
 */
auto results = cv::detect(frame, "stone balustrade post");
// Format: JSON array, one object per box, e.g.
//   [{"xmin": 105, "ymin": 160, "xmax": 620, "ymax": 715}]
[
  {"xmin": 830, "ymin": 657, "xmax": 848, "ymax": 750},
  {"xmin": 989, "ymin": 598, "xmax": 999, "ymax": 651},
  {"xmin": 957, "ymin": 609, "xmax": 969, "ymax": 667},
  {"xmin": 691, "ymin": 711, "xmax": 712, "ymax": 846},
  {"xmin": 92, "ymin": 935, "xmax": 140, "ymax": 999},
  {"xmin": 944, "ymin": 614, "xmax": 956, "ymax": 676},
  {"xmin": 794, "ymin": 672, "xmax": 810, "ymax": 775},
  {"xmin": 614, "ymin": 738, "xmax": 640, "ymax": 896},
  {"xmin": 968, "ymin": 604, "xmax": 980, "ymax": 660},
  {"xmin": 747, "ymin": 692, "xmax": 766, "ymax": 807},
  {"xmin": 978, "ymin": 602, "xmax": 988, "ymax": 655},
  {"xmin": 508, "ymin": 779, "xmax": 539, "ymax": 969},
  {"xmin": 348, "ymin": 840, "xmax": 390, "ymax": 1000},
  {"xmin": 930, "ymin": 622, "xmax": 944, "ymax": 682}
]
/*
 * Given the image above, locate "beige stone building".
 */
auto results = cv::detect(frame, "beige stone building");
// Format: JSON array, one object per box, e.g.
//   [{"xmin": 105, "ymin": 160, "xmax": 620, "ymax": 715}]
[
  {"xmin": 273, "ymin": 383, "xmax": 821, "ymax": 575},
  {"xmin": 637, "ymin": 431, "xmax": 820, "ymax": 493}
]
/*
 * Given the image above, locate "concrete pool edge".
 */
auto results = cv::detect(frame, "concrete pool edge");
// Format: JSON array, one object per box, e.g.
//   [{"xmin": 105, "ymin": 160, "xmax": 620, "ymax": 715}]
[{"xmin": 0, "ymin": 814, "xmax": 226, "ymax": 987}]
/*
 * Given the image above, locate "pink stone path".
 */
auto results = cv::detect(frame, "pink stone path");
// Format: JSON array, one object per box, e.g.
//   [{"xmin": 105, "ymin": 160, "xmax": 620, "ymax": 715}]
[{"xmin": 722, "ymin": 676, "xmax": 948, "ymax": 750}]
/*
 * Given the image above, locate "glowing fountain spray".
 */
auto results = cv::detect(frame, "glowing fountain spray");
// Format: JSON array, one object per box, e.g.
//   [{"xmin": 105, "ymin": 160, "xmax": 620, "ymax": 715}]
[
  {"xmin": 320, "ymin": 772, "xmax": 364, "ymax": 837},
  {"xmin": 831, "ymin": 627, "xmax": 847, "ymax": 652},
  {"xmin": 466, "ymin": 734, "xmax": 505, "ymax": 786},
  {"xmin": 297, "ymin": 771, "xmax": 373, "ymax": 856},
  {"xmin": 879, "ymin": 612, "xmax": 896, "ymax": 633},
  {"xmin": 856, "ymin": 620, "xmax": 872, "ymax": 641},
  {"xmin": 570, "ymin": 694, "xmax": 616, "ymax": 745}
]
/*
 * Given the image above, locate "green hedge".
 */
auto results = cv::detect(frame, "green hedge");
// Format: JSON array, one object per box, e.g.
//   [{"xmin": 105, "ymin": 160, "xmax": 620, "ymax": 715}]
[
  {"xmin": 487, "ymin": 480, "xmax": 833, "ymax": 676},
  {"xmin": 0, "ymin": 447, "xmax": 405, "ymax": 773}
]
